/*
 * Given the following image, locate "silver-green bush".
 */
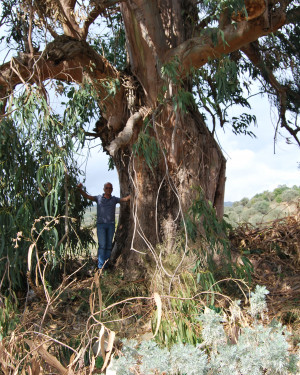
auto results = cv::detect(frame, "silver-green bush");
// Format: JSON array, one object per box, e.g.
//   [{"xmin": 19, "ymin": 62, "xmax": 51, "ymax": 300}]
[{"xmin": 109, "ymin": 286, "xmax": 299, "ymax": 375}]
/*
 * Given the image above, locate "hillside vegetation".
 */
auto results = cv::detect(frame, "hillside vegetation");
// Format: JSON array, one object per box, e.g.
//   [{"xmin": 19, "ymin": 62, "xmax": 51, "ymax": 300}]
[{"xmin": 224, "ymin": 185, "xmax": 300, "ymax": 227}]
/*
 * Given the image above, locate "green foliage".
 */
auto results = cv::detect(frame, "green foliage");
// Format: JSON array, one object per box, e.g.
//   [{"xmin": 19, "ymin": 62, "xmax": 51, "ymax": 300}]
[
  {"xmin": 172, "ymin": 88, "xmax": 195, "ymax": 113},
  {"xmin": 214, "ymin": 56, "xmax": 239, "ymax": 103},
  {"xmin": 0, "ymin": 294, "xmax": 19, "ymax": 340},
  {"xmin": 160, "ymin": 57, "xmax": 196, "ymax": 113},
  {"xmin": 224, "ymin": 185, "xmax": 300, "ymax": 227},
  {"xmin": 132, "ymin": 119, "xmax": 160, "ymax": 172},
  {"xmin": 152, "ymin": 274, "xmax": 202, "ymax": 347},
  {"xmin": 202, "ymin": 0, "xmax": 247, "ymax": 20},
  {"xmin": 111, "ymin": 286, "xmax": 299, "ymax": 375},
  {"xmin": 0, "ymin": 86, "xmax": 95, "ymax": 292},
  {"xmin": 231, "ymin": 113, "xmax": 257, "ymax": 137},
  {"xmin": 62, "ymin": 82, "xmax": 100, "ymax": 129},
  {"xmin": 193, "ymin": 56, "xmax": 257, "ymax": 137},
  {"xmin": 280, "ymin": 189, "xmax": 300, "ymax": 202},
  {"xmin": 89, "ymin": 13, "xmax": 127, "ymax": 71},
  {"xmin": 240, "ymin": 197, "xmax": 249, "ymax": 206},
  {"xmin": 253, "ymin": 200, "xmax": 270, "ymax": 215},
  {"xmin": 186, "ymin": 188, "xmax": 253, "ymax": 294}
]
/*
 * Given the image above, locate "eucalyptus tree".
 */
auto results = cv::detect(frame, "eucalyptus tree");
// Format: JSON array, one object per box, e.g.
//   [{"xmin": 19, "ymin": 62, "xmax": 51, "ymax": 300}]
[{"xmin": 0, "ymin": 0, "xmax": 299, "ymax": 280}]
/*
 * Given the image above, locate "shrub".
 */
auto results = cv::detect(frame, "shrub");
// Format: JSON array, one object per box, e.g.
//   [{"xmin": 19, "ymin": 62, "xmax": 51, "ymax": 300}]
[
  {"xmin": 280, "ymin": 189, "xmax": 299, "ymax": 202},
  {"xmin": 249, "ymin": 213, "xmax": 263, "ymax": 226},
  {"xmin": 240, "ymin": 208, "xmax": 256, "ymax": 222},
  {"xmin": 264, "ymin": 208, "xmax": 284, "ymax": 222},
  {"xmin": 253, "ymin": 200, "xmax": 270, "ymax": 215},
  {"xmin": 109, "ymin": 286, "xmax": 299, "ymax": 375},
  {"xmin": 233, "ymin": 205, "xmax": 244, "ymax": 215}
]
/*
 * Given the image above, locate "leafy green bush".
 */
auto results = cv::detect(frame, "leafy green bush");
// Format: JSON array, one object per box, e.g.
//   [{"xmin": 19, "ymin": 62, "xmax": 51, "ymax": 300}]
[
  {"xmin": 0, "ymin": 86, "xmax": 96, "ymax": 291},
  {"xmin": 109, "ymin": 286, "xmax": 299, "ymax": 374},
  {"xmin": 280, "ymin": 189, "xmax": 299, "ymax": 203},
  {"xmin": 253, "ymin": 200, "xmax": 270, "ymax": 215},
  {"xmin": 224, "ymin": 185, "xmax": 300, "ymax": 228}
]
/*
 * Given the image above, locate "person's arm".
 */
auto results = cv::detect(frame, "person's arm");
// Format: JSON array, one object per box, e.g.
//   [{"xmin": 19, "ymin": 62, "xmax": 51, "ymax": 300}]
[
  {"xmin": 120, "ymin": 195, "xmax": 130, "ymax": 203},
  {"xmin": 77, "ymin": 183, "xmax": 97, "ymax": 202}
]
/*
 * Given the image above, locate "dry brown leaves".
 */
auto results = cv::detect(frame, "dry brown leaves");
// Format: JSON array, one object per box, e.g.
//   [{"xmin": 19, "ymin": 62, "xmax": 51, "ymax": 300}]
[
  {"xmin": 230, "ymin": 214, "xmax": 300, "ymax": 263},
  {"xmin": 0, "ymin": 269, "xmax": 154, "ymax": 375},
  {"xmin": 229, "ymin": 213, "xmax": 300, "ymax": 326}
]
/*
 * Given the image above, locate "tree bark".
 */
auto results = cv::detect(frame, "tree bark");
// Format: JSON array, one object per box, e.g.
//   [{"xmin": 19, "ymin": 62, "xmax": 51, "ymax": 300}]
[
  {"xmin": 106, "ymin": 1, "xmax": 226, "ymax": 274},
  {"xmin": 0, "ymin": 0, "xmax": 291, "ymax": 277}
]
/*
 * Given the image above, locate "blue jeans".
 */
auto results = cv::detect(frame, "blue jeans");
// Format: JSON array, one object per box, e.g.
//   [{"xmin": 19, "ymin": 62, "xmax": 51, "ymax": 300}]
[{"xmin": 97, "ymin": 223, "xmax": 115, "ymax": 269}]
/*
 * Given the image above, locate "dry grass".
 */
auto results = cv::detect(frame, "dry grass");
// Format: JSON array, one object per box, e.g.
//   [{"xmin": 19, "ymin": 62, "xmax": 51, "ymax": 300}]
[{"xmin": 1, "ymin": 213, "xmax": 300, "ymax": 374}]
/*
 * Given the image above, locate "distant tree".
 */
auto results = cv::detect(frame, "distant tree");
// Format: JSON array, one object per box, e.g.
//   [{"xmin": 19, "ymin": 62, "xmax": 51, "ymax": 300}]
[
  {"xmin": 260, "ymin": 191, "xmax": 274, "ymax": 202},
  {"xmin": 240, "ymin": 197, "xmax": 249, "ymax": 207},
  {"xmin": 253, "ymin": 200, "xmax": 270, "ymax": 214},
  {"xmin": 280, "ymin": 188, "xmax": 299, "ymax": 202},
  {"xmin": 273, "ymin": 185, "xmax": 289, "ymax": 202}
]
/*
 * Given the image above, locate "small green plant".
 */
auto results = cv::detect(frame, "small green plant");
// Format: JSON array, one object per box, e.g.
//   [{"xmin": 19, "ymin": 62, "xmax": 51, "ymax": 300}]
[
  {"xmin": 187, "ymin": 187, "xmax": 253, "ymax": 292},
  {"xmin": 152, "ymin": 277, "xmax": 202, "ymax": 347},
  {"xmin": 0, "ymin": 295, "xmax": 19, "ymax": 340}
]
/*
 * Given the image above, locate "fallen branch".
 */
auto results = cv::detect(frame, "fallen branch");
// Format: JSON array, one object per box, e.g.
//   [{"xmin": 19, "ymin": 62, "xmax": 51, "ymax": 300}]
[{"xmin": 25, "ymin": 339, "xmax": 70, "ymax": 375}]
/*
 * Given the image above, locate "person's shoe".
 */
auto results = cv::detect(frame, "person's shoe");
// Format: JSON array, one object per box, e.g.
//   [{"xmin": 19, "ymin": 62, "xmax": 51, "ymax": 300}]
[{"xmin": 103, "ymin": 260, "xmax": 114, "ymax": 270}]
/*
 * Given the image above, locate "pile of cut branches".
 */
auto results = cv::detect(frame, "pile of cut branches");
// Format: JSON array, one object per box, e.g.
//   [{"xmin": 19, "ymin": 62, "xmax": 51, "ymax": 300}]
[
  {"xmin": 229, "ymin": 212, "xmax": 300, "ymax": 326},
  {"xmin": 229, "ymin": 212, "xmax": 300, "ymax": 264}
]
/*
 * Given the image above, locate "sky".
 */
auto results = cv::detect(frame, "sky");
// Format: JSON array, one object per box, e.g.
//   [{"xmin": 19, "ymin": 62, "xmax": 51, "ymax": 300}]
[{"xmin": 77, "ymin": 94, "xmax": 299, "ymax": 203}]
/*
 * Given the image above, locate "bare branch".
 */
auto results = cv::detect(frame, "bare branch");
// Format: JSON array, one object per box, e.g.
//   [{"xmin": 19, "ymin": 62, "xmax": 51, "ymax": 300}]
[
  {"xmin": 241, "ymin": 42, "xmax": 300, "ymax": 146},
  {"xmin": 54, "ymin": 0, "xmax": 82, "ymax": 38},
  {"xmin": 81, "ymin": 1, "xmax": 121, "ymax": 38}
]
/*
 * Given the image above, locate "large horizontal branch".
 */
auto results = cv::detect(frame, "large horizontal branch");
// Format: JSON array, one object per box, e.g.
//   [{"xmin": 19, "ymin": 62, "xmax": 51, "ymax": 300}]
[
  {"xmin": 164, "ymin": 9, "xmax": 286, "ymax": 73},
  {"xmin": 0, "ymin": 36, "xmax": 117, "ymax": 91},
  {"xmin": 0, "ymin": 35, "xmax": 125, "ymax": 131}
]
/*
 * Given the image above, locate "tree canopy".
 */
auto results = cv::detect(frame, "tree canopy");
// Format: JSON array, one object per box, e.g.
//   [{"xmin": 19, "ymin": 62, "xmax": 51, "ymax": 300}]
[
  {"xmin": 1, "ymin": 1, "xmax": 299, "ymax": 141},
  {"xmin": 0, "ymin": 0, "xmax": 299, "ymax": 289}
]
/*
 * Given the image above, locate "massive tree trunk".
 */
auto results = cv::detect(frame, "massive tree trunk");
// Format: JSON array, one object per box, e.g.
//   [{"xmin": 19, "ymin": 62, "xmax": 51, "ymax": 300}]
[
  {"xmin": 0, "ymin": 0, "xmax": 288, "ymax": 277},
  {"xmin": 106, "ymin": 1, "xmax": 226, "ymax": 274},
  {"xmin": 111, "ymin": 107, "xmax": 226, "ymax": 274}
]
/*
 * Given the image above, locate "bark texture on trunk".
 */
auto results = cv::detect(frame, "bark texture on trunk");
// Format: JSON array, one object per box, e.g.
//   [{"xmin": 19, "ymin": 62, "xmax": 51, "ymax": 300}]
[
  {"xmin": 1, "ymin": 0, "xmax": 287, "ymax": 276},
  {"xmin": 109, "ymin": 104, "xmax": 226, "ymax": 274},
  {"xmin": 106, "ymin": 1, "xmax": 226, "ymax": 274}
]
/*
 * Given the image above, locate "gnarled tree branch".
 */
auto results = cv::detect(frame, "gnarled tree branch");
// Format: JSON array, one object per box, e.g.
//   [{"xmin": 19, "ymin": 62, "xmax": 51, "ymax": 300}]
[
  {"xmin": 106, "ymin": 111, "xmax": 143, "ymax": 157},
  {"xmin": 0, "ymin": 36, "xmax": 125, "ymax": 131},
  {"xmin": 164, "ymin": 8, "xmax": 286, "ymax": 74}
]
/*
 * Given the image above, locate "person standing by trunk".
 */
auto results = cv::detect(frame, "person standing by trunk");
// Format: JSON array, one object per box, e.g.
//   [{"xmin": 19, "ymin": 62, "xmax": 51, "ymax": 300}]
[{"xmin": 77, "ymin": 182, "xmax": 130, "ymax": 270}]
